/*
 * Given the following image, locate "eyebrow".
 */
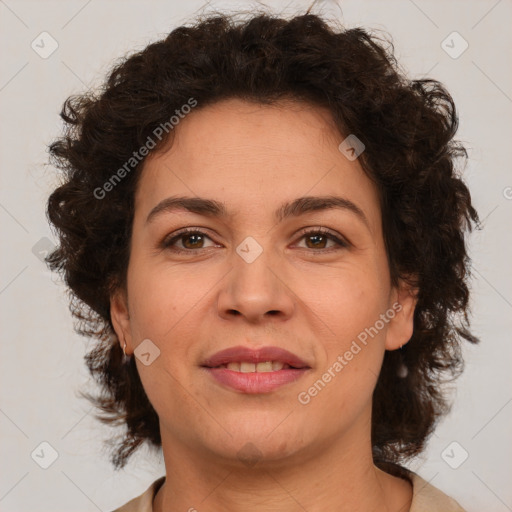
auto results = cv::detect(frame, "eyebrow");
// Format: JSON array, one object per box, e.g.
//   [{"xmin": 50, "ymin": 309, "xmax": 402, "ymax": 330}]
[{"xmin": 146, "ymin": 195, "xmax": 370, "ymax": 229}]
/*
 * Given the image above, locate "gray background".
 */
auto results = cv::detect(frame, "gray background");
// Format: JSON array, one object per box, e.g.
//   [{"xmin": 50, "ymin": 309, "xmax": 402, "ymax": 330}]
[{"xmin": 1, "ymin": 0, "xmax": 511, "ymax": 510}]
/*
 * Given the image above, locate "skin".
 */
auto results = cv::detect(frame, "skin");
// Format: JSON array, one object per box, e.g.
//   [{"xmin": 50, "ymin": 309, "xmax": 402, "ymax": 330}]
[{"xmin": 111, "ymin": 98, "xmax": 418, "ymax": 512}]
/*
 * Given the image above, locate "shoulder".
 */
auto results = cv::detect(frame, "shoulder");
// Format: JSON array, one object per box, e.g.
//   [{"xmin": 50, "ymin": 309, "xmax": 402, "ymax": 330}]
[
  {"xmin": 409, "ymin": 472, "xmax": 466, "ymax": 512},
  {"xmin": 110, "ymin": 476, "xmax": 165, "ymax": 512}
]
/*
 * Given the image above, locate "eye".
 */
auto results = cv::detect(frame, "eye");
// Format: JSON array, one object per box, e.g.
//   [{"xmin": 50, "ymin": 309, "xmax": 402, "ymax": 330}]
[
  {"xmin": 160, "ymin": 226, "xmax": 350, "ymax": 254},
  {"xmin": 293, "ymin": 227, "xmax": 350, "ymax": 251},
  {"xmin": 161, "ymin": 228, "xmax": 218, "ymax": 253}
]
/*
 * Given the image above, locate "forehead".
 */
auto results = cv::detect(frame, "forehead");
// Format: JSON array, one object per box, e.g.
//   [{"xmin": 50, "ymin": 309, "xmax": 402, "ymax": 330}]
[{"xmin": 135, "ymin": 98, "xmax": 381, "ymax": 233}]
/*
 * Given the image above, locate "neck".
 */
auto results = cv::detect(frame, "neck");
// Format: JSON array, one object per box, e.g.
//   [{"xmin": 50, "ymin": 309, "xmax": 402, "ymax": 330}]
[{"xmin": 153, "ymin": 417, "xmax": 412, "ymax": 512}]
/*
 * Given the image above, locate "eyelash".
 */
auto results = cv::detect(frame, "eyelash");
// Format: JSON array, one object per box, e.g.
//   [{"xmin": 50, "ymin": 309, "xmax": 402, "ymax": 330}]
[{"xmin": 160, "ymin": 227, "xmax": 350, "ymax": 254}]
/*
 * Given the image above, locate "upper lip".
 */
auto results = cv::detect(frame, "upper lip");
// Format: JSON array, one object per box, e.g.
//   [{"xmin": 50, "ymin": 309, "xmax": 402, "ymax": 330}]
[{"xmin": 201, "ymin": 345, "xmax": 310, "ymax": 369}]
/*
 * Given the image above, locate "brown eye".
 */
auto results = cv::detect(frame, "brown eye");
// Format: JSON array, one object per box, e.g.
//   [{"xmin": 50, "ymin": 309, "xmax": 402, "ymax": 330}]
[
  {"xmin": 162, "ymin": 229, "xmax": 216, "ymax": 252},
  {"xmin": 304, "ymin": 233, "xmax": 330, "ymax": 249},
  {"xmin": 295, "ymin": 228, "xmax": 349, "ymax": 251},
  {"xmin": 180, "ymin": 233, "xmax": 206, "ymax": 249},
  {"xmin": 161, "ymin": 226, "xmax": 349, "ymax": 255}
]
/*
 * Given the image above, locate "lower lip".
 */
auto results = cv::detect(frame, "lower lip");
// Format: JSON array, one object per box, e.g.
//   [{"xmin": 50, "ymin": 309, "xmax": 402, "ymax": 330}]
[{"xmin": 203, "ymin": 367, "xmax": 309, "ymax": 393}]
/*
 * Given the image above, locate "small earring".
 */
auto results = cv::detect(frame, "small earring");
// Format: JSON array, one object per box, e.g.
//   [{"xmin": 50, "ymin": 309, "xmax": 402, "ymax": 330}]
[{"xmin": 123, "ymin": 340, "xmax": 127, "ymax": 357}]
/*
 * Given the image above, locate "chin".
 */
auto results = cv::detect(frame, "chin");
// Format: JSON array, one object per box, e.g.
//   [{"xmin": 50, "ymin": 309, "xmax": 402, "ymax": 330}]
[
  {"xmin": 211, "ymin": 437, "xmax": 304, "ymax": 469},
  {"xmin": 203, "ymin": 416, "xmax": 308, "ymax": 463}
]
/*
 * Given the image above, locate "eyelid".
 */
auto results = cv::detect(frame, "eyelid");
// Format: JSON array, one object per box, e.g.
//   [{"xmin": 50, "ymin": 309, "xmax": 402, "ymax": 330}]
[
  {"xmin": 160, "ymin": 226, "xmax": 351, "ymax": 252},
  {"xmin": 160, "ymin": 227, "xmax": 219, "ymax": 251},
  {"xmin": 294, "ymin": 226, "xmax": 351, "ymax": 248}
]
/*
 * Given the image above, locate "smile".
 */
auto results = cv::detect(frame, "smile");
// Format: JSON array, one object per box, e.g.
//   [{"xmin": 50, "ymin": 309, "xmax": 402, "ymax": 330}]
[{"xmin": 216, "ymin": 361, "xmax": 293, "ymax": 372}]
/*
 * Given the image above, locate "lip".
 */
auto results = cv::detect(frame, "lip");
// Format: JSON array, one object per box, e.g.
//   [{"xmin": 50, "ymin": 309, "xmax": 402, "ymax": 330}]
[
  {"xmin": 201, "ymin": 345, "xmax": 310, "ymax": 369},
  {"xmin": 203, "ymin": 367, "xmax": 309, "ymax": 393},
  {"xmin": 201, "ymin": 345, "xmax": 311, "ymax": 394}
]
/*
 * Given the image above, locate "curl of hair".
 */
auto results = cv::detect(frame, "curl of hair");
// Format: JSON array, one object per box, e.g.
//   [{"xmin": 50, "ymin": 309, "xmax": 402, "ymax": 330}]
[{"xmin": 46, "ymin": 11, "xmax": 479, "ymax": 471}]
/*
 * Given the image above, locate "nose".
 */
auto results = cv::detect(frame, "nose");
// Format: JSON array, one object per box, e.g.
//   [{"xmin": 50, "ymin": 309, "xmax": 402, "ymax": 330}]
[{"xmin": 216, "ymin": 245, "xmax": 296, "ymax": 325}]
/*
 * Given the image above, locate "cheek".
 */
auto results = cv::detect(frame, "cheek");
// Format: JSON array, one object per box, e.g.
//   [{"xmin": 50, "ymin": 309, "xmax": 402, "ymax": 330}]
[
  {"xmin": 126, "ymin": 261, "xmax": 206, "ymax": 422},
  {"xmin": 126, "ymin": 258, "xmax": 208, "ymax": 342},
  {"xmin": 297, "ymin": 268, "xmax": 389, "ymax": 403},
  {"xmin": 126, "ymin": 259, "xmax": 216, "ymax": 403},
  {"xmin": 298, "ymin": 262, "xmax": 389, "ymax": 347}
]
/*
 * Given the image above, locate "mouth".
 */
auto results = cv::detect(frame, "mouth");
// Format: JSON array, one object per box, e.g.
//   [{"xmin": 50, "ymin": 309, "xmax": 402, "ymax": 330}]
[
  {"xmin": 213, "ymin": 361, "xmax": 300, "ymax": 372},
  {"xmin": 201, "ymin": 345, "xmax": 310, "ymax": 369},
  {"xmin": 201, "ymin": 345, "xmax": 311, "ymax": 393}
]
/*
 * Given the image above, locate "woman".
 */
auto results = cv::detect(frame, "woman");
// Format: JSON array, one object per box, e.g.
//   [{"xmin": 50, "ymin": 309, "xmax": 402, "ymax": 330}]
[{"xmin": 45, "ymin": 9, "xmax": 478, "ymax": 512}]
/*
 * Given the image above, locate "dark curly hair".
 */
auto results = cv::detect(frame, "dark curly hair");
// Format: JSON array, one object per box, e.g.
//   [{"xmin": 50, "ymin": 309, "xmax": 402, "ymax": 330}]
[{"xmin": 45, "ymin": 10, "xmax": 479, "ymax": 472}]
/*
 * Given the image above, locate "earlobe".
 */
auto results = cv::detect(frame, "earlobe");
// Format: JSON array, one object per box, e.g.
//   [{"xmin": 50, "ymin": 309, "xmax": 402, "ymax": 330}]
[
  {"xmin": 110, "ymin": 288, "xmax": 132, "ymax": 355},
  {"xmin": 385, "ymin": 280, "xmax": 418, "ymax": 351}
]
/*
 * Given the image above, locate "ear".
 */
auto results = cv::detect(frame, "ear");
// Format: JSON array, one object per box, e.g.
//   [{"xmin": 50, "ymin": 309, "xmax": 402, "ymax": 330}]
[
  {"xmin": 110, "ymin": 288, "xmax": 133, "ymax": 355},
  {"xmin": 384, "ymin": 278, "xmax": 418, "ymax": 351}
]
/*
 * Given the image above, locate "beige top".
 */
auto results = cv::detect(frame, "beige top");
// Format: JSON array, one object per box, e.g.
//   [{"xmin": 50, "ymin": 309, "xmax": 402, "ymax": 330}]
[{"xmin": 111, "ymin": 472, "xmax": 466, "ymax": 512}]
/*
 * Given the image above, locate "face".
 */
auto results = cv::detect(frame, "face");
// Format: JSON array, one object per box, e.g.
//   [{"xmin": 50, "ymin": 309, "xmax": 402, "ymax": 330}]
[{"xmin": 111, "ymin": 98, "xmax": 416, "ymax": 467}]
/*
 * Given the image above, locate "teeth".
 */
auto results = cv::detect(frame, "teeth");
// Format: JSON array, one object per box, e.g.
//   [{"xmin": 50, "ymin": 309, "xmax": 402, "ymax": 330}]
[
  {"xmin": 256, "ymin": 361, "xmax": 273, "ymax": 372},
  {"xmin": 223, "ymin": 361, "xmax": 288, "ymax": 372},
  {"xmin": 240, "ymin": 362, "xmax": 256, "ymax": 373}
]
